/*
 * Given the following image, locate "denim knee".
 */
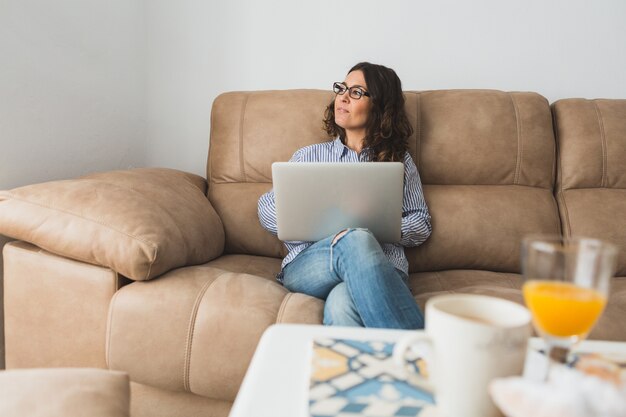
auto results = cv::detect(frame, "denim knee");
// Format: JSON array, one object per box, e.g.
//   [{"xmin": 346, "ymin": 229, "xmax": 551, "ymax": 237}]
[
  {"xmin": 335, "ymin": 228, "xmax": 384, "ymax": 263},
  {"xmin": 333, "ymin": 228, "xmax": 376, "ymax": 247},
  {"xmin": 323, "ymin": 283, "xmax": 363, "ymax": 327},
  {"xmin": 347, "ymin": 228, "xmax": 375, "ymax": 241}
]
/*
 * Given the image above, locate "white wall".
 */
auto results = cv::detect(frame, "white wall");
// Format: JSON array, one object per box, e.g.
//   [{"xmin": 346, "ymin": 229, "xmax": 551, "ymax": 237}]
[
  {"xmin": 144, "ymin": 0, "xmax": 626, "ymax": 177},
  {"xmin": 0, "ymin": 0, "xmax": 146, "ymax": 190},
  {"xmin": 0, "ymin": 0, "xmax": 146, "ymax": 368}
]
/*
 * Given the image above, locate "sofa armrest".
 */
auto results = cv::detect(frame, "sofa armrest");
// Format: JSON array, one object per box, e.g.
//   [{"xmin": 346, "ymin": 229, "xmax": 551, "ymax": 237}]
[
  {"xmin": 0, "ymin": 368, "xmax": 130, "ymax": 417},
  {"xmin": 0, "ymin": 168, "xmax": 225, "ymax": 281}
]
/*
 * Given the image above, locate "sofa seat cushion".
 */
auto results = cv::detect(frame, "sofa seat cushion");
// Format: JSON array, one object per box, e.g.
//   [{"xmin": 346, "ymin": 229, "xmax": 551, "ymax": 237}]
[
  {"xmin": 205, "ymin": 254, "xmax": 281, "ymax": 281},
  {"xmin": 409, "ymin": 270, "xmax": 525, "ymax": 309},
  {"xmin": 0, "ymin": 368, "xmax": 130, "ymax": 417},
  {"xmin": 0, "ymin": 168, "xmax": 224, "ymax": 281},
  {"xmin": 106, "ymin": 263, "xmax": 323, "ymax": 402},
  {"xmin": 410, "ymin": 270, "xmax": 626, "ymax": 341}
]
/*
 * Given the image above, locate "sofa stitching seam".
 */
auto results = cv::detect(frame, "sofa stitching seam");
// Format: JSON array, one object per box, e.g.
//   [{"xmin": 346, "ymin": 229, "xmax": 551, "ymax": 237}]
[
  {"xmin": 276, "ymin": 292, "xmax": 293, "ymax": 323},
  {"xmin": 106, "ymin": 288, "xmax": 123, "ymax": 369},
  {"xmin": 593, "ymin": 100, "xmax": 608, "ymax": 188},
  {"xmin": 183, "ymin": 274, "xmax": 224, "ymax": 391},
  {"xmin": 143, "ymin": 246, "xmax": 158, "ymax": 280},
  {"xmin": 239, "ymin": 93, "xmax": 250, "ymax": 183},
  {"xmin": 208, "ymin": 96, "xmax": 216, "ymax": 185},
  {"xmin": 553, "ymin": 103, "xmax": 570, "ymax": 237},
  {"xmin": 510, "ymin": 93, "xmax": 523, "ymax": 185},
  {"xmin": 552, "ymin": 102, "xmax": 561, "ymax": 194},
  {"xmin": 548, "ymin": 115, "xmax": 563, "ymax": 235},
  {"xmin": 552, "ymin": 190, "xmax": 562, "ymax": 236},
  {"xmin": 558, "ymin": 190, "xmax": 572, "ymax": 237}
]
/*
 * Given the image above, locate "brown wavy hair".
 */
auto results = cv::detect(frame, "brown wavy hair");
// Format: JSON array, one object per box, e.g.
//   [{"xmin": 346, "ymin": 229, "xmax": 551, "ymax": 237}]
[{"xmin": 323, "ymin": 62, "xmax": 412, "ymax": 162}]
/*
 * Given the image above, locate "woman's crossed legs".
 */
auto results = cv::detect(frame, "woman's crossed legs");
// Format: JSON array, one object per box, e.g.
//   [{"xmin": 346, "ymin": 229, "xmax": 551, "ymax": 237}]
[{"xmin": 282, "ymin": 228, "xmax": 424, "ymax": 329}]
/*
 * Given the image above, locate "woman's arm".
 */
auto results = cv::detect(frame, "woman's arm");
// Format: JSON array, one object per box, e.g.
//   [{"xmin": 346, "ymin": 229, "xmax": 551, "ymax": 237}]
[
  {"xmin": 257, "ymin": 149, "xmax": 306, "ymax": 243},
  {"xmin": 258, "ymin": 189, "xmax": 278, "ymax": 235},
  {"xmin": 400, "ymin": 153, "xmax": 432, "ymax": 247}
]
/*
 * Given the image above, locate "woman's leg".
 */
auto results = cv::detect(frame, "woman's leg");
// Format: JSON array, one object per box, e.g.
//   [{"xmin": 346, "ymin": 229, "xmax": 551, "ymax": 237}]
[
  {"xmin": 282, "ymin": 235, "xmax": 339, "ymax": 299},
  {"xmin": 283, "ymin": 235, "xmax": 365, "ymax": 326},
  {"xmin": 331, "ymin": 229, "xmax": 424, "ymax": 329},
  {"xmin": 323, "ymin": 283, "xmax": 364, "ymax": 327},
  {"xmin": 283, "ymin": 229, "xmax": 424, "ymax": 329}
]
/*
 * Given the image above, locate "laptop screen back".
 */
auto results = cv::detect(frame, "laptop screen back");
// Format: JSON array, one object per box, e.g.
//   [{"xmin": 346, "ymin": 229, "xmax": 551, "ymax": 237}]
[{"xmin": 272, "ymin": 162, "xmax": 404, "ymax": 243}]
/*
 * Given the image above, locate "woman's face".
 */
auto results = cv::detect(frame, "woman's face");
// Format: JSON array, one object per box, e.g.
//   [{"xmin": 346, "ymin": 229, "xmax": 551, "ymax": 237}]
[{"xmin": 334, "ymin": 70, "xmax": 372, "ymax": 139}]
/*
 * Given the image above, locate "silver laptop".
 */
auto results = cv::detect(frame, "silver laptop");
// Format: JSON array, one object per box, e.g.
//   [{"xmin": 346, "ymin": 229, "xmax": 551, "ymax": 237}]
[{"xmin": 272, "ymin": 162, "xmax": 404, "ymax": 243}]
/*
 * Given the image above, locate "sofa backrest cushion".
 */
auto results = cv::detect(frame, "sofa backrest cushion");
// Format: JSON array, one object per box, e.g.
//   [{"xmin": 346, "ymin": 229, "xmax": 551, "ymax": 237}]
[
  {"xmin": 208, "ymin": 89, "xmax": 560, "ymax": 273},
  {"xmin": 208, "ymin": 90, "xmax": 333, "ymax": 259},
  {"xmin": 407, "ymin": 91, "xmax": 560, "ymax": 272},
  {"xmin": 553, "ymin": 98, "xmax": 626, "ymax": 275},
  {"xmin": 412, "ymin": 90, "xmax": 555, "ymax": 187}
]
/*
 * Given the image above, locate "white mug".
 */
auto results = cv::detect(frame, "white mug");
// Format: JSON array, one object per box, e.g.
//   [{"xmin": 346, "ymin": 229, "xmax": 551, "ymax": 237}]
[{"xmin": 393, "ymin": 294, "xmax": 532, "ymax": 417}]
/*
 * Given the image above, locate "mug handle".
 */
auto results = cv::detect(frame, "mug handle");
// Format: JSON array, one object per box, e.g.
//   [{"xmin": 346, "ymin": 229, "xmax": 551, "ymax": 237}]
[{"xmin": 392, "ymin": 334, "xmax": 434, "ymax": 393}]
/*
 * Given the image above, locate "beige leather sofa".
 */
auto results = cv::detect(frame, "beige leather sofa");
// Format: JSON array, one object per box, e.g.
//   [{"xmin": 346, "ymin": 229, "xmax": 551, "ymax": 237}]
[{"xmin": 1, "ymin": 90, "xmax": 625, "ymax": 417}]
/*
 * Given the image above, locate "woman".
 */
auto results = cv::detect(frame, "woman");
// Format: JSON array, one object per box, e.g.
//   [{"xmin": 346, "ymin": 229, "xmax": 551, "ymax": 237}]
[{"xmin": 258, "ymin": 62, "xmax": 431, "ymax": 329}]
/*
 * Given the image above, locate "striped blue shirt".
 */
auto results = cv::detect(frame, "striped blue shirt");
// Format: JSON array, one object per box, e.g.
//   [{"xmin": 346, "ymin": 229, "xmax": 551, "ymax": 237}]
[{"xmin": 258, "ymin": 137, "xmax": 432, "ymax": 281}]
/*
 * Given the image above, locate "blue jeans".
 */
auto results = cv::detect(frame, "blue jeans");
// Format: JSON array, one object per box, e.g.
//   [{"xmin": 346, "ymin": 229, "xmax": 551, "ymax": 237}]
[{"xmin": 282, "ymin": 229, "xmax": 424, "ymax": 329}]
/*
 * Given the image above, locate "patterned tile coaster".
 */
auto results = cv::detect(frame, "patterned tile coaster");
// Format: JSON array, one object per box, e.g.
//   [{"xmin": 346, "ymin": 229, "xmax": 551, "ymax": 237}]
[{"xmin": 310, "ymin": 338, "xmax": 435, "ymax": 417}]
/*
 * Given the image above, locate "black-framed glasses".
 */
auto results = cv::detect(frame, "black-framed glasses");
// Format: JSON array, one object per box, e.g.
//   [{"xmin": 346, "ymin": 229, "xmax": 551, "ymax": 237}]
[{"xmin": 333, "ymin": 82, "xmax": 370, "ymax": 100}]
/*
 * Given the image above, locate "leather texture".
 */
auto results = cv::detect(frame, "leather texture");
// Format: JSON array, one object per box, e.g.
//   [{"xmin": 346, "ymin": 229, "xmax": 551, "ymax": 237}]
[
  {"xmin": 408, "ymin": 185, "xmax": 560, "ymax": 273},
  {"xmin": 558, "ymin": 189, "xmax": 626, "ymax": 275},
  {"xmin": 205, "ymin": 253, "xmax": 282, "ymax": 280},
  {"xmin": 0, "ymin": 168, "xmax": 224, "ymax": 281},
  {"xmin": 408, "ymin": 90, "xmax": 555, "ymax": 187},
  {"xmin": 209, "ymin": 182, "xmax": 286, "ymax": 257},
  {"xmin": 3, "ymin": 241, "xmax": 127, "ymax": 369},
  {"xmin": 553, "ymin": 98, "xmax": 626, "ymax": 275},
  {"xmin": 553, "ymin": 99, "xmax": 626, "ymax": 190},
  {"xmin": 0, "ymin": 368, "xmax": 130, "ymax": 417},
  {"xmin": 208, "ymin": 90, "xmax": 335, "ymax": 184},
  {"xmin": 106, "ymin": 263, "xmax": 323, "ymax": 401}
]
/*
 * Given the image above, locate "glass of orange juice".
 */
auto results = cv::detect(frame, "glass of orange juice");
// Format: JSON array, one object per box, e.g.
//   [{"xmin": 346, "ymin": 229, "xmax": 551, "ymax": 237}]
[{"xmin": 521, "ymin": 235, "xmax": 617, "ymax": 377}]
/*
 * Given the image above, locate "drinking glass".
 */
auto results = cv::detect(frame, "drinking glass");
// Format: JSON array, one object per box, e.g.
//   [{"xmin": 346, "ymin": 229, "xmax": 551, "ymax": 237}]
[{"xmin": 521, "ymin": 235, "xmax": 617, "ymax": 377}]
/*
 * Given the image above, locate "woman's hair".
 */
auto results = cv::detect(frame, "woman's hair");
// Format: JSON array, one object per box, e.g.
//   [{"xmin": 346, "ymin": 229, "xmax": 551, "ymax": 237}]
[{"xmin": 323, "ymin": 62, "xmax": 413, "ymax": 162}]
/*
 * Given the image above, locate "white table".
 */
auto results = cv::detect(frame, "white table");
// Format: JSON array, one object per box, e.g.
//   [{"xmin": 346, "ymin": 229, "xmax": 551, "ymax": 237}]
[{"xmin": 228, "ymin": 324, "xmax": 626, "ymax": 417}]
